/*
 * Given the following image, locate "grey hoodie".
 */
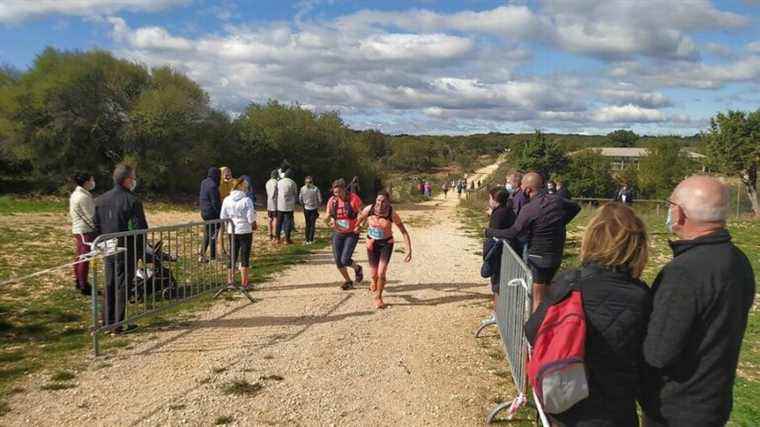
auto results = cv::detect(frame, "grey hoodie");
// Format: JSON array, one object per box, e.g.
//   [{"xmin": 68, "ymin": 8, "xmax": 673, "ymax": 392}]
[{"xmin": 299, "ymin": 185, "xmax": 322, "ymax": 210}]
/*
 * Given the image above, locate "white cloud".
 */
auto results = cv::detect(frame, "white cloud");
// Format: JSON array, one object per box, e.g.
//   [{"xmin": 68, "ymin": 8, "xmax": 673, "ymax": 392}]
[
  {"xmin": 591, "ymin": 104, "xmax": 666, "ymax": 123},
  {"xmin": 0, "ymin": 0, "xmax": 187, "ymax": 24},
  {"xmin": 98, "ymin": 0, "xmax": 753, "ymax": 135},
  {"xmin": 705, "ymin": 42, "xmax": 734, "ymax": 58},
  {"xmin": 747, "ymin": 41, "xmax": 760, "ymax": 53}
]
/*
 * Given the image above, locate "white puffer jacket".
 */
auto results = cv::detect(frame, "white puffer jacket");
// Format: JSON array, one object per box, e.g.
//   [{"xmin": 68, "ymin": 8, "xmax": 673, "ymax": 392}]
[
  {"xmin": 69, "ymin": 186, "xmax": 96, "ymax": 234},
  {"xmin": 221, "ymin": 190, "xmax": 256, "ymax": 234}
]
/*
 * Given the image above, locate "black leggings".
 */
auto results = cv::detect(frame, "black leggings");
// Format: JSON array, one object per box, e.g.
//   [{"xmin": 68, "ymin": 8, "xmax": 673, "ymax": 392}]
[
  {"xmin": 230, "ymin": 233, "xmax": 252, "ymax": 268},
  {"xmin": 367, "ymin": 239, "xmax": 394, "ymax": 268},
  {"xmin": 201, "ymin": 221, "xmax": 219, "ymax": 259}
]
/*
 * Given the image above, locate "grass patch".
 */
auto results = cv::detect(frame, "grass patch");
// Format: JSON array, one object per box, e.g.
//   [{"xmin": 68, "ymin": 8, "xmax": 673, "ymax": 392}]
[
  {"xmin": 215, "ymin": 415, "xmax": 234, "ymax": 425},
  {"xmin": 0, "ymin": 400, "xmax": 9, "ymax": 416},
  {"xmin": 212, "ymin": 367, "xmax": 227, "ymax": 374},
  {"xmin": 49, "ymin": 370, "xmax": 76, "ymax": 382},
  {"xmin": 222, "ymin": 379, "xmax": 263, "ymax": 397},
  {"xmin": 259, "ymin": 374, "xmax": 284, "ymax": 381},
  {"xmin": 0, "ymin": 198, "xmax": 333, "ymax": 409},
  {"xmin": 40, "ymin": 382, "xmax": 77, "ymax": 391}
]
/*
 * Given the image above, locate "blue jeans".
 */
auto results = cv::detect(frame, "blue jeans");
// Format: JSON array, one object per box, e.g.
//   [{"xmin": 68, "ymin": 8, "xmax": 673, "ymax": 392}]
[{"xmin": 332, "ymin": 232, "xmax": 359, "ymax": 268}]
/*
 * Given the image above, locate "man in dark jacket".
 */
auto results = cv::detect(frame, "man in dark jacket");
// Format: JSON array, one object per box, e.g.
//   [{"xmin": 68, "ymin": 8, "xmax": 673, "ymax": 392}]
[
  {"xmin": 642, "ymin": 176, "xmax": 756, "ymax": 427},
  {"xmin": 556, "ymin": 180, "xmax": 571, "ymax": 200},
  {"xmin": 486, "ymin": 172, "xmax": 581, "ymax": 311},
  {"xmin": 199, "ymin": 167, "xmax": 222, "ymax": 262},
  {"xmin": 94, "ymin": 163, "xmax": 149, "ymax": 333}
]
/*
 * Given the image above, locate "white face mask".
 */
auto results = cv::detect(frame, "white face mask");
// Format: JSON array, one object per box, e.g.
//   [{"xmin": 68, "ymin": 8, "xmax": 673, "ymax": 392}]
[
  {"xmin": 129, "ymin": 178, "xmax": 138, "ymax": 192},
  {"xmin": 505, "ymin": 183, "xmax": 514, "ymax": 193},
  {"xmin": 665, "ymin": 207, "xmax": 673, "ymax": 234},
  {"xmin": 87, "ymin": 180, "xmax": 96, "ymax": 191}
]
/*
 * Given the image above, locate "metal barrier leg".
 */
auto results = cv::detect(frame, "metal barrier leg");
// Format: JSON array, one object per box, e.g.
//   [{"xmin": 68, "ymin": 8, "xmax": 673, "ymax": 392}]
[
  {"xmin": 475, "ymin": 312, "xmax": 497, "ymax": 337},
  {"xmin": 486, "ymin": 393, "xmax": 528, "ymax": 424}
]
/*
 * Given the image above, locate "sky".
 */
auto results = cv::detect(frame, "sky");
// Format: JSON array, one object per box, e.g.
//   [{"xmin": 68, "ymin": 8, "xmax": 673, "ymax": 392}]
[{"xmin": 1, "ymin": 0, "xmax": 759, "ymax": 136}]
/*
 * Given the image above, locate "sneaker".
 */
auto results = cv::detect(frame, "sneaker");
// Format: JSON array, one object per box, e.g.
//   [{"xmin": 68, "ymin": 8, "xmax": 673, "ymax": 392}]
[
  {"xmin": 198, "ymin": 255, "xmax": 209, "ymax": 263},
  {"xmin": 341, "ymin": 281, "xmax": 354, "ymax": 290},
  {"xmin": 354, "ymin": 265, "xmax": 364, "ymax": 283}
]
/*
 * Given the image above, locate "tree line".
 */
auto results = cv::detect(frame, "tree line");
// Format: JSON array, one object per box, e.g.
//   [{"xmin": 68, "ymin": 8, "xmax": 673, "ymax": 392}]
[{"xmin": 0, "ymin": 48, "xmax": 756, "ymax": 214}]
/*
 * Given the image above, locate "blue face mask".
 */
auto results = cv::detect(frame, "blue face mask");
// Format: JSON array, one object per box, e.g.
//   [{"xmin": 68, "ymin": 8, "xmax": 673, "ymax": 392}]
[
  {"xmin": 665, "ymin": 207, "xmax": 673, "ymax": 233},
  {"xmin": 505, "ymin": 183, "xmax": 514, "ymax": 193}
]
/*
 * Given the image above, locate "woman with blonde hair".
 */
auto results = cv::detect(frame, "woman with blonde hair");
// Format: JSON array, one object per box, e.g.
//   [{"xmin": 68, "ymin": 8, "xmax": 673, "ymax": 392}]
[
  {"xmin": 527, "ymin": 202, "xmax": 652, "ymax": 427},
  {"xmin": 220, "ymin": 178, "xmax": 257, "ymax": 289}
]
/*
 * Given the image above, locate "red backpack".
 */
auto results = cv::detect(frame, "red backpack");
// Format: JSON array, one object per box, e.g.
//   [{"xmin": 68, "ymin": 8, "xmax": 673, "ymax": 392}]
[{"xmin": 525, "ymin": 272, "xmax": 589, "ymax": 414}]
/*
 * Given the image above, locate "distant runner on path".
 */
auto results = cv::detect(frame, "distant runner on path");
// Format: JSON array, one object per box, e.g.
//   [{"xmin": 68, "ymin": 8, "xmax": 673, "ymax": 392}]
[
  {"xmin": 355, "ymin": 190, "xmax": 412, "ymax": 309},
  {"xmin": 326, "ymin": 179, "xmax": 364, "ymax": 290}
]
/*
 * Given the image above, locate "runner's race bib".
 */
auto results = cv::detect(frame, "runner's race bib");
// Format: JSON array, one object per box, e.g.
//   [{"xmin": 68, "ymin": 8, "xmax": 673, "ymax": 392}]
[
  {"xmin": 368, "ymin": 226, "xmax": 386, "ymax": 240},
  {"xmin": 336, "ymin": 219, "xmax": 350, "ymax": 230}
]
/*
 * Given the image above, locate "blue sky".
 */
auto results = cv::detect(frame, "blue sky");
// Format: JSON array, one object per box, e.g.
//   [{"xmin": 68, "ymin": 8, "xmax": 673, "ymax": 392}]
[{"xmin": 1, "ymin": 0, "xmax": 759, "ymax": 135}]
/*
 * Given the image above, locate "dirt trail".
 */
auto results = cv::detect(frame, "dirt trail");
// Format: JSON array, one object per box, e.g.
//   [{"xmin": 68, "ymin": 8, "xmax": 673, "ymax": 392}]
[{"xmin": 5, "ymin": 163, "xmax": 507, "ymax": 426}]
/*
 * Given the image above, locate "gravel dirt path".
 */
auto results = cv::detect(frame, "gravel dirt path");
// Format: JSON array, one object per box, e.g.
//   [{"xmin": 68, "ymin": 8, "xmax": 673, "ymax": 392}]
[{"xmin": 4, "ymin": 162, "xmax": 512, "ymax": 427}]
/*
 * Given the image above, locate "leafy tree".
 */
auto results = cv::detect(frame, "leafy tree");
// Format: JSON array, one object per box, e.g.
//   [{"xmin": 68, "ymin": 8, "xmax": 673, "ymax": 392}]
[
  {"xmin": 509, "ymin": 130, "xmax": 569, "ymax": 179},
  {"xmin": 563, "ymin": 149, "xmax": 616, "ymax": 198},
  {"xmin": 388, "ymin": 137, "xmax": 438, "ymax": 172},
  {"xmin": 704, "ymin": 110, "xmax": 760, "ymax": 215},
  {"xmin": 606, "ymin": 129, "xmax": 639, "ymax": 147},
  {"xmin": 637, "ymin": 139, "xmax": 697, "ymax": 199},
  {"xmin": 0, "ymin": 48, "xmax": 151, "ymax": 189}
]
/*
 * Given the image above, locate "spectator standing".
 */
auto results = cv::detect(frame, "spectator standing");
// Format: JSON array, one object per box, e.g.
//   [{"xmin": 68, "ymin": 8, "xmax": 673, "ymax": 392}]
[
  {"xmin": 276, "ymin": 169, "xmax": 298, "ymax": 244},
  {"xmin": 326, "ymin": 179, "xmax": 364, "ymax": 290},
  {"xmin": 69, "ymin": 172, "xmax": 97, "ymax": 295},
  {"xmin": 442, "ymin": 181, "xmax": 450, "ymax": 199},
  {"xmin": 641, "ymin": 176, "xmax": 756, "ymax": 427},
  {"xmin": 506, "ymin": 172, "xmax": 529, "ymax": 216},
  {"xmin": 526, "ymin": 202, "xmax": 652, "ymax": 427},
  {"xmin": 240, "ymin": 174, "xmax": 256, "ymax": 206},
  {"xmin": 265, "ymin": 170, "xmax": 279, "ymax": 242},
  {"xmin": 615, "ymin": 184, "xmax": 634, "ymax": 205},
  {"xmin": 486, "ymin": 172, "xmax": 581, "ymax": 311},
  {"xmin": 94, "ymin": 163, "xmax": 148, "ymax": 334},
  {"xmin": 300, "ymin": 176, "xmax": 322, "ymax": 244},
  {"xmin": 198, "ymin": 167, "xmax": 222, "ymax": 262},
  {"xmin": 482, "ymin": 187, "xmax": 516, "ymax": 301},
  {"xmin": 220, "ymin": 179, "xmax": 256, "ymax": 289},
  {"xmin": 424, "ymin": 181, "xmax": 432, "ymax": 198}
]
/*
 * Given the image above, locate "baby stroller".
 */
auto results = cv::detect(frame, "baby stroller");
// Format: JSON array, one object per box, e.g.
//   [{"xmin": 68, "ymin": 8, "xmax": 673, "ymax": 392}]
[{"xmin": 131, "ymin": 240, "xmax": 179, "ymax": 303}]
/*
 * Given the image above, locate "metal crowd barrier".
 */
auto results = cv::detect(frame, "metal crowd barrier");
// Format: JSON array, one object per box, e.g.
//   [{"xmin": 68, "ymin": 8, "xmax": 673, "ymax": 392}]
[
  {"xmin": 475, "ymin": 240, "xmax": 549, "ymax": 426},
  {"xmin": 89, "ymin": 219, "xmax": 254, "ymax": 355}
]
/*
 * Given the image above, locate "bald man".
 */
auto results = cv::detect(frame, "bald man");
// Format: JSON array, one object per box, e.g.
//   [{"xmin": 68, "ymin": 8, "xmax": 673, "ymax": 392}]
[
  {"xmin": 486, "ymin": 172, "xmax": 581, "ymax": 311},
  {"xmin": 641, "ymin": 176, "xmax": 756, "ymax": 427}
]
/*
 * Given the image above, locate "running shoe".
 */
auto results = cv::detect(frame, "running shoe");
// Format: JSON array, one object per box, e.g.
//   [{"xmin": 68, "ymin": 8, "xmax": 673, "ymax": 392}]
[
  {"xmin": 354, "ymin": 265, "xmax": 364, "ymax": 283},
  {"xmin": 341, "ymin": 281, "xmax": 354, "ymax": 290}
]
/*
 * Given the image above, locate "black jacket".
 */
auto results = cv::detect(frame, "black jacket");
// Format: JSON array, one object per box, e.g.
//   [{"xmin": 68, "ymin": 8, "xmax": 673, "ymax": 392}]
[
  {"xmin": 641, "ymin": 230, "xmax": 755, "ymax": 426},
  {"xmin": 557, "ymin": 187, "xmax": 571, "ymax": 200},
  {"xmin": 94, "ymin": 184, "xmax": 149, "ymax": 253},
  {"xmin": 487, "ymin": 191, "xmax": 580, "ymax": 267},
  {"xmin": 527, "ymin": 264, "xmax": 652, "ymax": 427},
  {"xmin": 199, "ymin": 167, "xmax": 222, "ymax": 220}
]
